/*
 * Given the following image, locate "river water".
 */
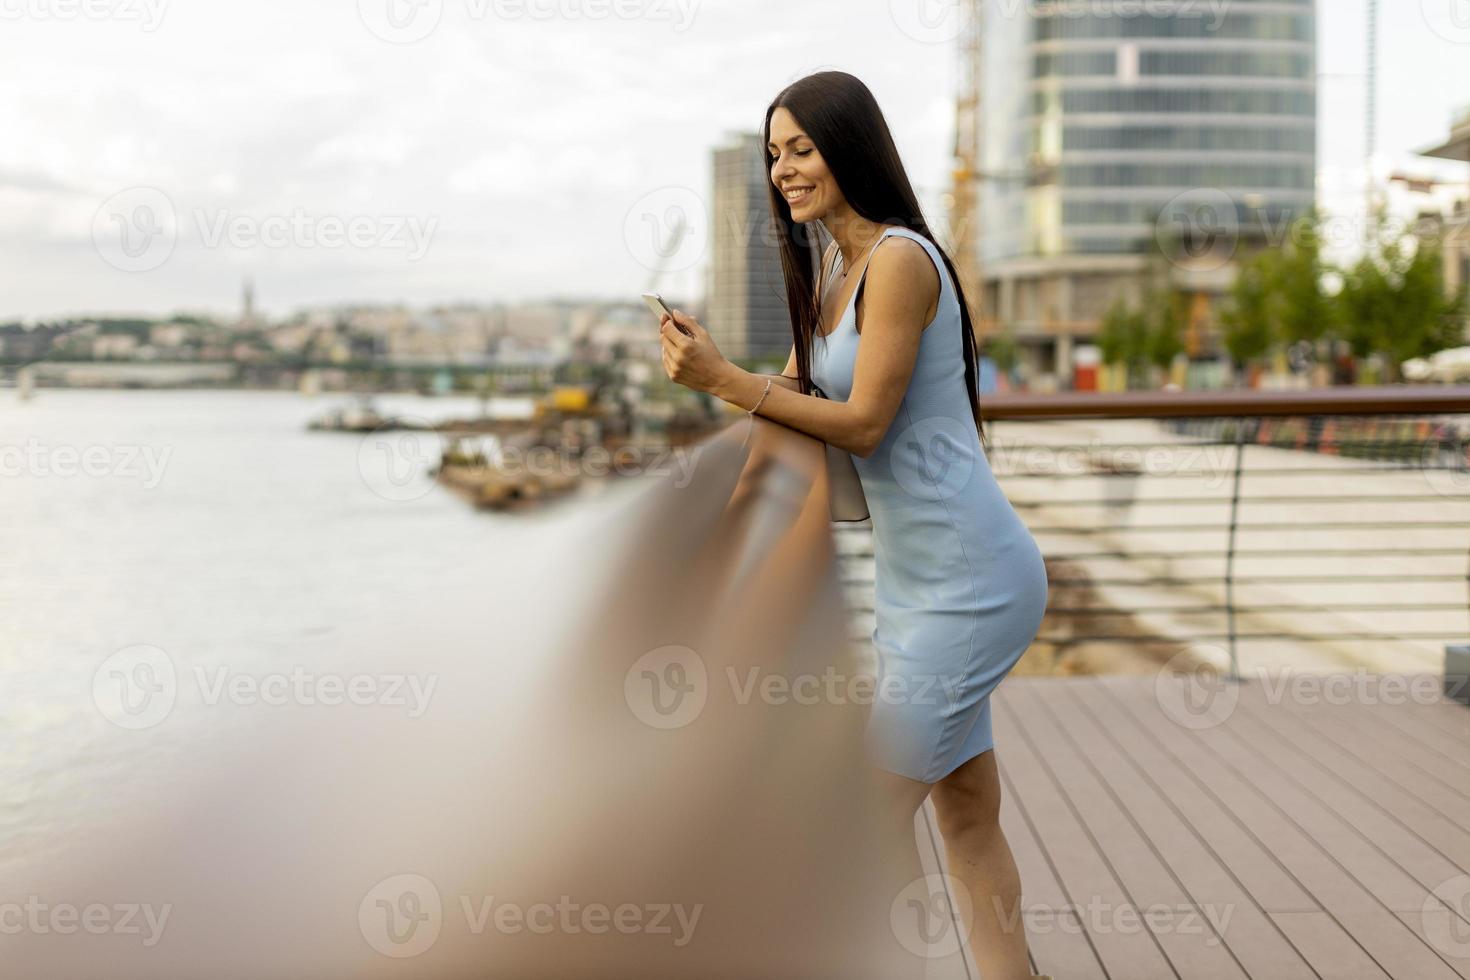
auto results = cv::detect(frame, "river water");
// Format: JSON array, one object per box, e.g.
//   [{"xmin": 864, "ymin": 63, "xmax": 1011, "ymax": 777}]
[{"xmin": 0, "ymin": 389, "xmax": 636, "ymax": 865}]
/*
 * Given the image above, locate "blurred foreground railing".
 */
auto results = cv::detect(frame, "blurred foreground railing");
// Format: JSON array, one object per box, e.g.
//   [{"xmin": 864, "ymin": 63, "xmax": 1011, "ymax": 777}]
[
  {"xmin": 10, "ymin": 415, "xmax": 939, "ymax": 979},
  {"xmin": 835, "ymin": 386, "xmax": 1470, "ymax": 683}
]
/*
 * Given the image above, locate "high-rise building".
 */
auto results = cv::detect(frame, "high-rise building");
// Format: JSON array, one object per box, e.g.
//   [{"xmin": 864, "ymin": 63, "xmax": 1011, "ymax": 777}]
[
  {"xmin": 708, "ymin": 132, "xmax": 792, "ymax": 361},
  {"xmin": 240, "ymin": 276, "xmax": 257, "ymax": 330},
  {"xmin": 1419, "ymin": 104, "xmax": 1470, "ymax": 343},
  {"xmin": 973, "ymin": 0, "xmax": 1318, "ymax": 383}
]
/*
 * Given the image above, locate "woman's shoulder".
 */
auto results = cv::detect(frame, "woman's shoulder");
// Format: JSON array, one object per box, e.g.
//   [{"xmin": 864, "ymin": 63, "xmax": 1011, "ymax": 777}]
[
  {"xmin": 868, "ymin": 227, "xmax": 942, "ymax": 294},
  {"xmin": 881, "ymin": 225, "xmax": 938, "ymax": 251}
]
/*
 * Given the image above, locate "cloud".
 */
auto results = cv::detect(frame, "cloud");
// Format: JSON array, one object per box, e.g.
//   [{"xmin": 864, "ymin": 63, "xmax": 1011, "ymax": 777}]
[{"xmin": 2, "ymin": 0, "xmax": 1464, "ymax": 319}]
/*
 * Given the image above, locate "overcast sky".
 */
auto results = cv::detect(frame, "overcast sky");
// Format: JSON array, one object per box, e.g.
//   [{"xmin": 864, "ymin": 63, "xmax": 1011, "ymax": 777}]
[{"xmin": 2, "ymin": 0, "xmax": 1469, "ymax": 321}]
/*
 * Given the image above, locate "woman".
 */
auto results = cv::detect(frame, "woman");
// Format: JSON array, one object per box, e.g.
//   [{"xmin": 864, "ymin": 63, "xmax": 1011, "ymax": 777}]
[{"xmin": 659, "ymin": 70, "xmax": 1050, "ymax": 980}]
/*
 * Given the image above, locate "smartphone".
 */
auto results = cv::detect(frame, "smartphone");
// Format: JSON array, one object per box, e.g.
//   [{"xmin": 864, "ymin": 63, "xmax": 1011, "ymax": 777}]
[
  {"xmin": 642, "ymin": 291, "xmax": 673, "ymax": 320},
  {"xmin": 642, "ymin": 292, "xmax": 691, "ymax": 335}
]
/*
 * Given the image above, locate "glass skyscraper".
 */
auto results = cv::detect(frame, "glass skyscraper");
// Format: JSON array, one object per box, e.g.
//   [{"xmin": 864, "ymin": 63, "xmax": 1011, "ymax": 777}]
[{"xmin": 977, "ymin": 0, "xmax": 1318, "ymax": 381}]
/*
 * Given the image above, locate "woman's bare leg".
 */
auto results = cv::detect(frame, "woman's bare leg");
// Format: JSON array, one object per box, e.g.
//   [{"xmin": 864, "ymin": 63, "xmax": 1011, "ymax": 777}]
[{"xmin": 930, "ymin": 748, "xmax": 1036, "ymax": 980}]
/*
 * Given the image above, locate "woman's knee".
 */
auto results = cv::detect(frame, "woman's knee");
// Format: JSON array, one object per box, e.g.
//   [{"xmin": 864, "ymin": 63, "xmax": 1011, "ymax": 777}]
[{"xmin": 932, "ymin": 753, "xmax": 1002, "ymax": 842}]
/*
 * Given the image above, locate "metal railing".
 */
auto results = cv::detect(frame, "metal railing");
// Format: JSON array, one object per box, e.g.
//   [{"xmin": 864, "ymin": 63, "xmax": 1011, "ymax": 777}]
[{"xmin": 834, "ymin": 386, "xmax": 1470, "ymax": 680}]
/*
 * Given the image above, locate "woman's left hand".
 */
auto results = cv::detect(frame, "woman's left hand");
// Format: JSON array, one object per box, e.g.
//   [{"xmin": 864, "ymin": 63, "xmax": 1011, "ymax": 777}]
[{"xmin": 659, "ymin": 310, "xmax": 731, "ymax": 395}]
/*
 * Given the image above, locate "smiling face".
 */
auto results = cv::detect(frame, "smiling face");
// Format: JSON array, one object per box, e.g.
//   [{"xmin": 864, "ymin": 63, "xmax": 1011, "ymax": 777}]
[{"xmin": 767, "ymin": 106, "xmax": 838, "ymax": 222}]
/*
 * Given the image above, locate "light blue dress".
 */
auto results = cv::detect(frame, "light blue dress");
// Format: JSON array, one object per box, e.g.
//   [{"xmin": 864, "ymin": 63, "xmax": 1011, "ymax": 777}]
[{"xmin": 811, "ymin": 226, "xmax": 1049, "ymax": 784}]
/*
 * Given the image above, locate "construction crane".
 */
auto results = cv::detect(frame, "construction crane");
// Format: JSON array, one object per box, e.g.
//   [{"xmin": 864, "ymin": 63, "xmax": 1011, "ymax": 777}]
[
  {"xmin": 1365, "ymin": 0, "xmax": 1382, "ymax": 240},
  {"xmin": 949, "ymin": 0, "xmax": 984, "ymax": 321},
  {"xmin": 949, "ymin": 1, "xmax": 1027, "ymax": 337}
]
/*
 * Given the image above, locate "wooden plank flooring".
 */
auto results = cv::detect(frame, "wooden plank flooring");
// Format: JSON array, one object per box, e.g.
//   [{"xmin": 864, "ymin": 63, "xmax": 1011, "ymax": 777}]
[{"xmin": 985, "ymin": 673, "xmax": 1470, "ymax": 980}]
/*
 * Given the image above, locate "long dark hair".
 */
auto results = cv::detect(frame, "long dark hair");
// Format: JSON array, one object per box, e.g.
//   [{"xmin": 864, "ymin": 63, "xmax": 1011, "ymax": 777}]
[{"xmin": 762, "ymin": 70, "xmax": 986, "ymax": 445}]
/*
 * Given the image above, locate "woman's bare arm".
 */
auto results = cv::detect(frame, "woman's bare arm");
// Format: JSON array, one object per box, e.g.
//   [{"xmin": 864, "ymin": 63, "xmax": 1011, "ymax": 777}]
[
  {"xmin": 709, "ymin": 239, "xmax": 938, "ymax": 457},
  {"xmin": 765, "ymin": 375, "xmax": 801, "ymax": 392},
  {"xmin": 759, "ymin": 346, "xmax": 800, "ymax": 390}
]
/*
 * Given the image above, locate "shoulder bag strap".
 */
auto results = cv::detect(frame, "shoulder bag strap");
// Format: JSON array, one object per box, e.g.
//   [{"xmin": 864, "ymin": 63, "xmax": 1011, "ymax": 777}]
[{"xmin": 814, "ymin": 240, "xmax": 841, "ymax": 306}]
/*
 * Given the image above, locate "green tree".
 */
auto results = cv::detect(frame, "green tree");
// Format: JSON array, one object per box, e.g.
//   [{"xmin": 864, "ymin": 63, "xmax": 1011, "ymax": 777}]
[
  {"xmin": 1275, "ymin": 210, "xmax": 1336, "ymax": 346},
  {"xmin": 1146, "ymin": 288, "xmax": 1185, "ymax": 369},
  {"xmin": 1220, "ymin": 250, "xmax": 1276, "ymax": 370},
  {"xmin": 984, "ymin": 326, "xmax": 1019, "ymax": 375},
  {"xmin": 1135, "ymin": 239, "xmax": 1188, "ymax": 378},
  {"xmin": 1097, "ymin": 298, "xmax": 1145, "ymax": 368},
  {"xmin": 1098, "ymin": 288, "xmax": 1183, "ymax": 385},
  {"xmin": 1337, "ymin": 219, "xmax": 1467, "ymax": 379}
]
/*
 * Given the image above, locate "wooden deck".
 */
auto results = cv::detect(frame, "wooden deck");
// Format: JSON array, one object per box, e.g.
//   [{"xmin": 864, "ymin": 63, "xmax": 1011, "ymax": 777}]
[{"xmin": 939, "ymin": 672, "xmax": 1470, "ymax": 980}]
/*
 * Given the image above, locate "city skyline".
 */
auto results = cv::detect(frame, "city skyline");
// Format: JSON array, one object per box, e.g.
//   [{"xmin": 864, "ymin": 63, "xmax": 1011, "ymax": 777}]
[{"xmin": 3, "ymin": 0, "xmax": 1469, "ymax": 321}]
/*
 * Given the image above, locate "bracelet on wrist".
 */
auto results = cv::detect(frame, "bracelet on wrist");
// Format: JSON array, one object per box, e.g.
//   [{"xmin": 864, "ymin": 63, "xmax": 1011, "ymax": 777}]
[{"xmin": 748, "ymin": 377, "xmax": 773, "ymax": 416}]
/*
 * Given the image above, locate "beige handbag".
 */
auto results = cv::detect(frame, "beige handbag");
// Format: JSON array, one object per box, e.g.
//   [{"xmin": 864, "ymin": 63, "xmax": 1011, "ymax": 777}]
[
  {"xmin": 812, "ymin": 240, "xmax": 871, "ymax": 524},
  {"xmin": 810, "ymin": 382, "xmax": 870, "ymax": 523}
]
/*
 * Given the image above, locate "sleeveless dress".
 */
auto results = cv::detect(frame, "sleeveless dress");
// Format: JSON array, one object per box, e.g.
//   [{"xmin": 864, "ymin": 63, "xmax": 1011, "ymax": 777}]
[{"xmin": 811, "ymin": 226, "xmax": 1049, "ymax": 784}]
